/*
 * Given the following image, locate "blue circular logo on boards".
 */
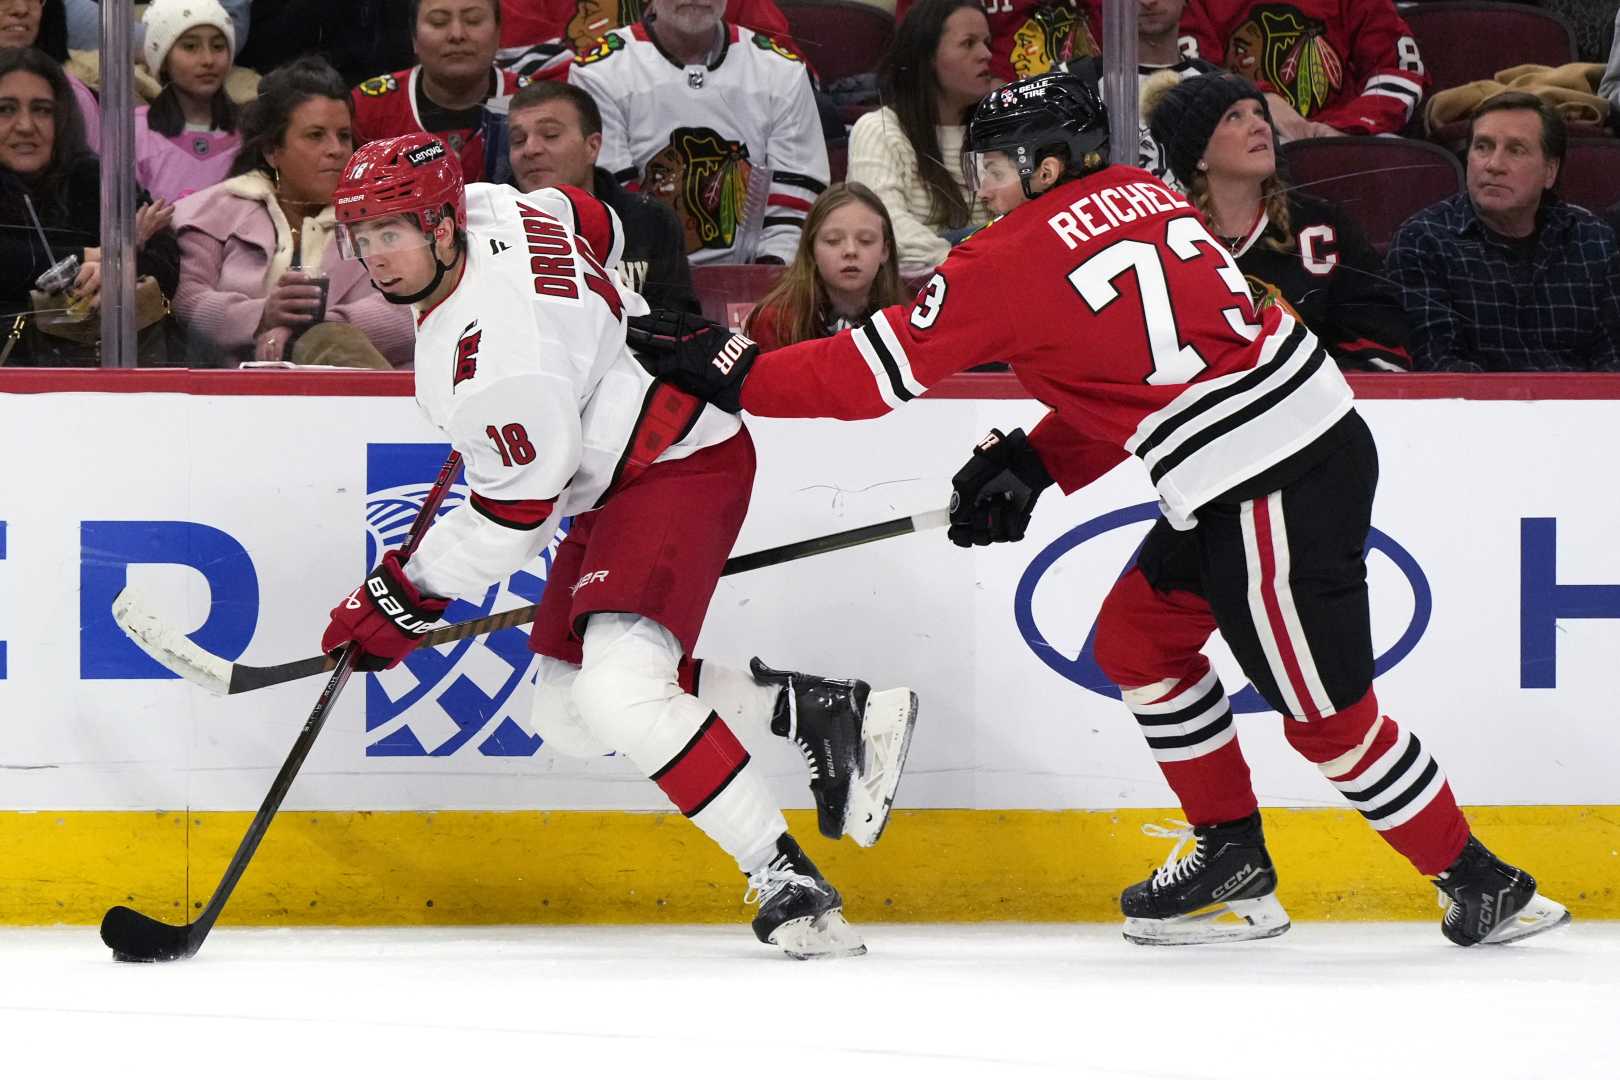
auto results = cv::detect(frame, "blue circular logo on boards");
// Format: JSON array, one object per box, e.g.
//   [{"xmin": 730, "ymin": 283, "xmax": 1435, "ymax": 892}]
[{"xmin": 1012, "ymin": 502, "xmax": 1432, "ymax": 713}]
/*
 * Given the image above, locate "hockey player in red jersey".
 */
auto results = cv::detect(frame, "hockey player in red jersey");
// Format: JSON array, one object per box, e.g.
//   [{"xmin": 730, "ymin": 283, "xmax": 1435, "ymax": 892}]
[
  {"xmin": 627, "ymin": 72, "xmax": 1570, "ymax": 947},
  {"xmin": 319, "ymin": 133, "xmax": 920, "ymax": 959}
]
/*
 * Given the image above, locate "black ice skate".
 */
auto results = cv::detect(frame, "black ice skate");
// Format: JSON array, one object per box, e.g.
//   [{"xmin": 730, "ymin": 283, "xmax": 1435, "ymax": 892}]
[
  {"xmin": 1433, "ymin": 835, "xmax": 1571, "ymax": 946},
  {"xmin": 751, "ymin": 657, "xmax": 918, "ymax": 847},
  {"xmin": 1120, "ymin": 812, "xmax": 1291, "ymax": 945},
  {"xmin": 745, "ymin": 833, "xmax": 866, "ymax": 960}
]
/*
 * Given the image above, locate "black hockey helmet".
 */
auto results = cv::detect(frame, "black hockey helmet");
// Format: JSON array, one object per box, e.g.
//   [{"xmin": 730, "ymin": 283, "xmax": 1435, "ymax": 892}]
[{"xmin": 965, "ymin": 72, "xmax": 1110, "ymax": 202}]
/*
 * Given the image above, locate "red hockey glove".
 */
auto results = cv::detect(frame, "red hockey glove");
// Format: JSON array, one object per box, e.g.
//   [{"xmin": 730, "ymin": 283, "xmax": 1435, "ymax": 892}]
[
  {"xmin": 321, "ymin": 550, "xmax": 449, "ymax": 671},
  {"xmin": 948, "ymin": 428, "xmax": 1055, "ymax": 547},
  {"xmin": 627, "ymin": 308, "xmax": 757, "ymax": 414}
]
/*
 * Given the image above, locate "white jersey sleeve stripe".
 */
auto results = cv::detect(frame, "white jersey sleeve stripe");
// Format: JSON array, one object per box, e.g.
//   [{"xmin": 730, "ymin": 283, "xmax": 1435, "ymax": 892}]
[
  {"xmin": 870, "ymin": 312, "xmax": 928, "ymax": 398},
  {"xmin": 851, "ymin": 322, "xmax": 909, "ymax": 411}
]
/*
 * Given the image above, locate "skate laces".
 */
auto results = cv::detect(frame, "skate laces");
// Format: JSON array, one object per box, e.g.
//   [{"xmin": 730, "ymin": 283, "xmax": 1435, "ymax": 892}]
[
  {"xmin": 1142, "ymin": 821, "xmax": 1204, "ymax": 890},
  {"xmin": 743, "ymin": 854, "xmax": 823, "ymax": 908}
]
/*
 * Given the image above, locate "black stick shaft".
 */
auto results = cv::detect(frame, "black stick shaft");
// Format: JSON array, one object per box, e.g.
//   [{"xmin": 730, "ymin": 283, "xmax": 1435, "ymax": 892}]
[
  {"xmin": 110, "ymin": 452, "xmax": 464, "ymax": 960},
  {"xmin": 224, "ymin": 509, "xmax": 945, "ymax": 694}
]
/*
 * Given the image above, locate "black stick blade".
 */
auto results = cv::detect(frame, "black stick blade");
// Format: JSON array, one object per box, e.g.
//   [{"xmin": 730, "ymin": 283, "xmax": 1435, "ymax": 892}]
[{"xmin": 100, "ymin": 905, "xmax": 196, "ymax": 963}]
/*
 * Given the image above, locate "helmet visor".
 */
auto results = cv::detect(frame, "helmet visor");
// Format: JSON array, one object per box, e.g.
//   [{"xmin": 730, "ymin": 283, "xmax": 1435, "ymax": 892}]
[
  {"xmin": 335, "ymin": 214, "xmax": 434, "ymax": 261},
  {"xmin": 963, "ymin": 147, "xmax": 1026, "ymax": 199}
]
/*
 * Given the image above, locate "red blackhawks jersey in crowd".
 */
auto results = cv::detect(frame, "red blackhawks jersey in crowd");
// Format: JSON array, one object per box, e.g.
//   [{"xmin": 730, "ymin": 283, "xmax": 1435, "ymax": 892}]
[
  {"xmin": 895, "ymin": 0, "xmax": 1102, "ymax": 82},
  {"xmin": 352, "ymin": 66, "xmax": 529, "ymax": 183},
  {"xmin": 1183, "ymin": 0, "xmax": 1428, "ymax": 134},
  {"xmin": 500, "ymin": 0, "xmax": 799, "ymax": 56},
  {"xmin": 738, "ymin": 165, "xmax": 1355, "ymax": 529}
]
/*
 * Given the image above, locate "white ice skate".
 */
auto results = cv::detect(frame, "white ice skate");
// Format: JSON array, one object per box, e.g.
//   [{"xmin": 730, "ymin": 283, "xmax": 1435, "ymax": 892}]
[{"xmin": 846, "ymin": 687, "xmax": 919, "ymax": 847}]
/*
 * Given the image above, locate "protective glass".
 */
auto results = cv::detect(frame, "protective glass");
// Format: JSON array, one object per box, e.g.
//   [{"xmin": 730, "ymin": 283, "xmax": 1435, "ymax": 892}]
[{"xmin": 963, "ymin": 148, "xmax": 1026, "ymax": 199}]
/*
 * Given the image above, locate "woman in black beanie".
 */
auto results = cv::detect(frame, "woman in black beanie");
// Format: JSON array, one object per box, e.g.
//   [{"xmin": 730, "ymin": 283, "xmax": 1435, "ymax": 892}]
[{"xmin": 1145, "ymin": 71, "xmax": 1411, "ymax": 371}]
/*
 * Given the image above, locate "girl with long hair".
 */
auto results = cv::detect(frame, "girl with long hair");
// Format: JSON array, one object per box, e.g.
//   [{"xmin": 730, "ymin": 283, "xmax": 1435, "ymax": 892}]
[
  {"xmin": 1146, "ymin": 72, "xmax": 1411, "ymax": 371},
  {"xmin": 134, "ymin": 0, "xmax": 243, "ymax": 203},
  {"xmin": 745, "ymin": 183, "xmax": 904, "ymax": 351},
  {"xmin": 848, "ymin": 0, "xmax": 998, "ymax": 274}
]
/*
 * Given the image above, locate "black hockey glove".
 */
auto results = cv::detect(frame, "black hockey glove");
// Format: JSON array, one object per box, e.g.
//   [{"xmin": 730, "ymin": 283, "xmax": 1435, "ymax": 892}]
[
  {"xmin": 627, "ymin": 308, "xmax": 759, "ymax": 414},
  {"xmin": 948, "ymin": 428, "xmax": 1055, "ymax": 548}
]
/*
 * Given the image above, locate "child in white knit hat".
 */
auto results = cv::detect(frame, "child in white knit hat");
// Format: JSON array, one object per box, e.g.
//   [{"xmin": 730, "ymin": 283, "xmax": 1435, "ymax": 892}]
[{"xmin": 135, "ymin": 0, "xmax": 243, "ymax": 203}]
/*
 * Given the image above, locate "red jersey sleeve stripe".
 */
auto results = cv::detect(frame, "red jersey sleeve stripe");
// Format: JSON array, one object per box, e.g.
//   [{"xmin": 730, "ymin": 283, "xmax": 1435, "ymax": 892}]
[
  {"xmin": 766, "ymin": 193, "xmax": 813, "ymax": 212},
  {"xmin": 470, "ymin": 491, "xmax": 556, "ymax": 530},
  {"xmin": 556, "ymin": 184, "xmax": 616, "ymax": 264}
]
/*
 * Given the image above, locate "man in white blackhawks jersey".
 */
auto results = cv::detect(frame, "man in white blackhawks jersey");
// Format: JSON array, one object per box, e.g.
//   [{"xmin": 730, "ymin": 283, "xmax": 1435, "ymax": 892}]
[
  {"xmin": 629, "ymin": 73, "xmax": 1571, "ymax": 948},
  {"xmin": 565, "ymin": 0, "xmax": 829, "ymax": 265},
  {"xmin": 320, "ymin": 132, "xmax": 919, "ymax": 960}
]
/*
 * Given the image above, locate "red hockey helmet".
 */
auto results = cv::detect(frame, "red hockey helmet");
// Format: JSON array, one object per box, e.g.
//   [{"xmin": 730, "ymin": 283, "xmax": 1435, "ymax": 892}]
[{"xmin": 333, "ymin": 133, "xmax": 465, "ymax": 261}]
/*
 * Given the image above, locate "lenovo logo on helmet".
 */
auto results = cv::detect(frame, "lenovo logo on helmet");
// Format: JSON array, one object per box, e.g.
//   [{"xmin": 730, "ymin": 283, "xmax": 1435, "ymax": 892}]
[{"xmin": 406, "ymin": 142, "xmax": 446, "ymax": 167}]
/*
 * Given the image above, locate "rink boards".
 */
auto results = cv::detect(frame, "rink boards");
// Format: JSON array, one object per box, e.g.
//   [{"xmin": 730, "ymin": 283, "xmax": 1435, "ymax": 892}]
[{"xmin": 0, "ymin": 371, "xmax": 1616, "ymax": 924}]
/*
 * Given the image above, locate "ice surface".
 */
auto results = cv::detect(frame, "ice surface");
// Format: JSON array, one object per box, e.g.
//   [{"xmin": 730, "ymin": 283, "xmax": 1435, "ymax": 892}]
[{"xmin": 0, "ymin": 922, "xmax": 1612, "ymax": 1079}]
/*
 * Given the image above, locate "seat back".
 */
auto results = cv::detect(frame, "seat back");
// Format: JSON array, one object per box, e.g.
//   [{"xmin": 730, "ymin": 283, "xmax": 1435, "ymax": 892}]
[
  {"xmin": 1403, "ymin": 2, "xmax": 1577, "ymax": 93},
  {"xmin": 691, "ymin": 264, "xmax": 789, "ymax": 328},
  {"xmin": 1282, "ymin": 136, "xmax": 1464, "ymax": 252},
  {"xmin": 779, "ymin": 0, "xmax": 895, "ymax": 82},
  {"xmin": 1557, "ymin": 138, "xmax": 1620, "ymax": 214}
]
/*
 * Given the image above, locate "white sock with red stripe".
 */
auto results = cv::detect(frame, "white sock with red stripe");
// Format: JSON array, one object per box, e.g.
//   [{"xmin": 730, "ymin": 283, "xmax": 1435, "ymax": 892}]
[{"xmin": 690, "ymin": 659, "xmax": 780, "ymax": 737}]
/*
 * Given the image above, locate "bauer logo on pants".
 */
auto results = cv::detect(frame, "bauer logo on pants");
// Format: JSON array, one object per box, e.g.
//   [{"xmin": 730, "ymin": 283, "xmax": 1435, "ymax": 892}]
[
  {"xmin": 362, "ymin": 443, "xmax": 567, "ymax": 757},
  {"xmin": 1012, "ymin": 502, "xmax": 1432, "ymax": 714}
]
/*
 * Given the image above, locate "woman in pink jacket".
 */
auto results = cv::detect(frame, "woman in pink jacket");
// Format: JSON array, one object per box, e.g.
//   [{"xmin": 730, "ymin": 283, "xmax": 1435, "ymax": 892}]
[{"xmin": 173, "ymin": 57, "xmax": 413, "ymax": 368}]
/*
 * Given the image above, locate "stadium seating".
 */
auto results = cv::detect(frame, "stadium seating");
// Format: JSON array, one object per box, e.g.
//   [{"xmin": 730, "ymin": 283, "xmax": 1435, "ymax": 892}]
[
  {"xmin": 779, "ymin": 0, "xmax": 895, "ymax": 82},
  {"xmin": 692, "ymin": 264, "xmax": 788, "ymax": 327},
  {"xmin": 1403, "ymin": 2, "xmax": 1578, "ymax": 94},
  {"xmin": 1557, "ymin": 138, "xmax": 1620, "ymax": 214},
  {"xmin": 1282, "ymin": 136, "xmax": 1465, "ymax": 253}
]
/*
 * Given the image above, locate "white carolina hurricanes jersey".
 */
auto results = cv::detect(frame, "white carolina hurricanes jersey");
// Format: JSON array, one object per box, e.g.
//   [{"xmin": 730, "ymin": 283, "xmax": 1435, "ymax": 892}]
[
  {"xmin": 566, "ymin": 19, "xmax": 829, "ymax": 265},
  {"xmin": 404, "ymin": 182, "xmax": 740, "ymax": 600}
]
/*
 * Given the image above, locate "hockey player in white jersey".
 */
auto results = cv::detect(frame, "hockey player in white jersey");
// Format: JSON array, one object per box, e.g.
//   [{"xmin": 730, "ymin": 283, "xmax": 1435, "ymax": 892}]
[{"xmin": 320, "ymin": 133, "xmax": 918, "ymax": 959}]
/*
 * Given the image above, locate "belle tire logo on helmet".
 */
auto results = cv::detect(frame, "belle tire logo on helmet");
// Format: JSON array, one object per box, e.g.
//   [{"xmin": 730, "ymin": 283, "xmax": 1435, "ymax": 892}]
[{"xmin": 406, "ymin": 142, "xmax": 446, "ymax": 167}]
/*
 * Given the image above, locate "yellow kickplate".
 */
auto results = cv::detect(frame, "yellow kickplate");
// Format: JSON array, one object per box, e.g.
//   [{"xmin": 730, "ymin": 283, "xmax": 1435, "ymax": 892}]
[{"xmin": 0, "ymin": 806, "xmax": 1613, "ymax": 925}]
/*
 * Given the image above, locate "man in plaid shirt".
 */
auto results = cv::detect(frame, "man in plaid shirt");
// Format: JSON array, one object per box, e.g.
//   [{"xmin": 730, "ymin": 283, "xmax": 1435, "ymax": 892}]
[{"xmin": 1387, "ymin": 92, "xmax": 1620, "ymax": 372}]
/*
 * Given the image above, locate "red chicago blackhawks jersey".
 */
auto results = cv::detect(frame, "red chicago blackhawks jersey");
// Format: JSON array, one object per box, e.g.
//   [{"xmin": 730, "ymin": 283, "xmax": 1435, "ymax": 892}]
[
  {"xmin": 352, "ymin": 66, "xmax": 529, "ymax": 183},
  {"xmin": 1182, "ymin": 0, "xmax": 1428, "ymax": 135},
  {"xmin": 738, "ymin": 165, "xmax": 1355, "ymax": 529}
]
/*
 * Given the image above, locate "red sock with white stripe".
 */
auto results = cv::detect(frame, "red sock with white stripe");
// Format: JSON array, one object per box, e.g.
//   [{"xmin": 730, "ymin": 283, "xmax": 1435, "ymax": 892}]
[
  {"xmin": 1123, "ymin": 670, "xmax": 1259, "ymax": 826},
  {"xmin": 1284, "ymin": 690, "xmax": 1469, "ymax": 875}
]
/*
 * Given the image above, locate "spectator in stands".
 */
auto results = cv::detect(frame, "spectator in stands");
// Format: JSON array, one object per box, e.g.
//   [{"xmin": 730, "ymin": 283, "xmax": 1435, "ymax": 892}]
[
  {"xmin": 0, "ymin": 47, "xmax": 179, "ymax": 364},
  {"xmin": 1387, "ymin": 92, "xmax": 1620, "ymax": 371},
  {"xmin": 744, "ymin": 181, "xmax": 902, "ymax": 350},
  {"xmin": 895, "ymin": 0, "xmax": 1099, "ymax": 83},
  {"xmin": 849, "ymin": 0, "xmax": 995, "ymax": 274},
  {"xmin": 65, "ymin": 0, "xmax": 250, "ymax": 57},
  {"xmin": 500, "ymin": 0, "xmax": 794, "ymax": 56},
  {"xmin": 567, "ymin": 0, "xmax": 827, "ymax": 265},
  {"xmin": 1601, "ymin": 7, "xmax": 1620, "ymax": 113},
  {"xmin": 1062, "ymin": 0, "xmax": 1217, "ymax": 191},
  {"xmin": 507, "ymin": 80, "xmax": 696, "ymax": 310},
  {"xmin": 3, "ymin": 1, "xmax": 99, "ymax": 150},
  {"xmin": 352, "ymin": 0, "xmax": 526, "ymax": 183},
  {"xmin": 134, "ymin": 0, "xmax": 243, "ymax": 204},
  {"xmin": 174, "ymin": 57, "xmax": 413, "ymax": 367},
  {"xmin": 1184, "ymin": 0, "xmax": 1428, "ymax": 138},
  {"xmin": 1146, "ymin": 72, "xmax": 1409, "ymax": 370},
  {"xmin": 235, "ymin": 1, "xmax": 415, "ymax": 87}
]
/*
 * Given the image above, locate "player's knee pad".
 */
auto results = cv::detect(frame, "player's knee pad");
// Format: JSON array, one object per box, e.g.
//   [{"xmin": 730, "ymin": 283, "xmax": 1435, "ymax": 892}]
[
  {"xmin": 530, "ymin": 656, "xmax": 610, "ymax": 758},
  {"xmin": 570, "ymin": 613, "xmax": 711, "ymax": 773},
  {"xmin": 1093, "ymin": 568, "xmax": 1215, "ymax": 691}
]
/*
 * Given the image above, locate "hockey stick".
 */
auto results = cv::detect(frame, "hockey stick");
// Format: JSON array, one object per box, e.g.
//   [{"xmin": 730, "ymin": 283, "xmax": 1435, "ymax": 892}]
[
  {"xmin": 113, "ymin": 507, "xmax": 952, "ymax": 697},
  {"xmin": 99, "ymin": 451, "xmax": 464, "ymax": 963}
]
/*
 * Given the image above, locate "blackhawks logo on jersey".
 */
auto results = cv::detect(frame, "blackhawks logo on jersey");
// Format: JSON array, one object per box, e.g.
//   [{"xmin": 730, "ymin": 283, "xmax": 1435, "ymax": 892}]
[
  {"xmin": 574, "ymin": 30, "xmax": 626, "ymax": 66},
  {"xmin": 1225, "ymin": 5, "xmax": 1345, "ymax": 117},
  {"xmin": 357, "ymin": 74, "xmax": 400, "ymax": 97},
  {"xmin": 566, "ymin": 0, "xmax": 645, "ymax": 53},
  {"xmin": 1010, "ymin": 0, "xmax": 1098, "ymax": 79},
  {"xmin": 642, "ymin": 127, "xmax": 752, "ymax": 255},
  {"xmin": 752, "ymin": 32, "xmax": 803, "ymax": 64}
]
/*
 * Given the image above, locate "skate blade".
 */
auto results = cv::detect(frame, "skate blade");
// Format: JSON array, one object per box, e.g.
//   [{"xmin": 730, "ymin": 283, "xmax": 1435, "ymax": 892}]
[
  {"xmin": 1123, "ymin": 894, "xmax": 1292, "ymax": 946},
  {"xmin": 1482, "ymin": 892, "xmax": 1572, "ymax": 945},
  {"xmin": 768, "ymin": 908, "xmax": 868, "ymax": 960},
  {"xmin": 845, "ymin": 689, "xmax": 919, "ymax": 848}
]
